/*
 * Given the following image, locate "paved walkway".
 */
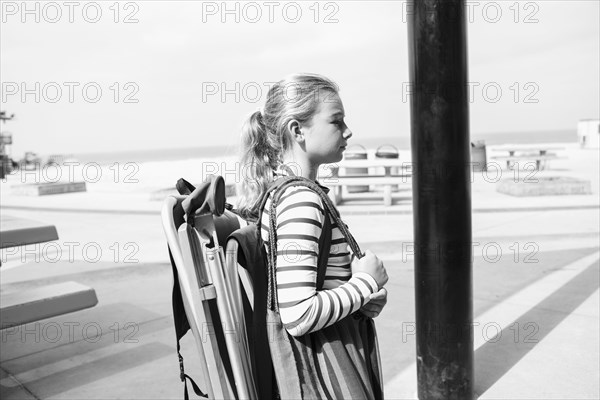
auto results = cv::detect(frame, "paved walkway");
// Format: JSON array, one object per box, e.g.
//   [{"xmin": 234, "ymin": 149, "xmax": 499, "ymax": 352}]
[
  {"xmin": 1, "ymin": 147, "xmax": 599, "ymax": 399},
  {"xmin": 1, "ymin": 202, "xmax": 598, "ymax": 399}
]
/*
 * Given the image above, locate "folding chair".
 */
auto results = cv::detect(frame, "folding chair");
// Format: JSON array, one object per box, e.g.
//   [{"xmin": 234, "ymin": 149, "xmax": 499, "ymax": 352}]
[{"xmin": 161, "ymin": 175, "xmax": 256, "ymax": 400}]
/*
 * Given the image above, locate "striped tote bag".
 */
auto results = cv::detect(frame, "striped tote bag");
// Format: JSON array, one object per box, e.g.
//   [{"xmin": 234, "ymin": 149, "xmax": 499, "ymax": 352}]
[{"xmin": 263, "ymin": 177, "xmax": 384, "ymax": 400}]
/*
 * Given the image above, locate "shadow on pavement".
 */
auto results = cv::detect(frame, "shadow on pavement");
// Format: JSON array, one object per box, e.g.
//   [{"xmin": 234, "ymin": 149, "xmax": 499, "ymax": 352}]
[
  {"xmin": 474, "ymin": 259, "xmax": 599, "ymax": 396},
  {"xmin": 2, "ymin": 342, "xmax": 172, "ymax": 399}
]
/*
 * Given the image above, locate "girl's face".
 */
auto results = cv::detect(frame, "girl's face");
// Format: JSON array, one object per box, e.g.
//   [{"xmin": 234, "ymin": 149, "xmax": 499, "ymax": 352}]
[{"xmin": 301, "ymin": 91, "xmax": 353, "ymax": 165}]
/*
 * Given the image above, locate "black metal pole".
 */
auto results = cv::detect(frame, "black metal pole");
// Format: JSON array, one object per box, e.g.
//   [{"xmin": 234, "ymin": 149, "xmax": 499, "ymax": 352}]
[{"xmin": 408, "ymin": 1, "xmax": 474, "ymax": 399}]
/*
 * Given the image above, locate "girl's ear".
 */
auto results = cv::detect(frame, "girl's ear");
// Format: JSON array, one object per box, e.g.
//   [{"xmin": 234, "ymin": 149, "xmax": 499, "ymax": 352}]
[{"xmin": 287, "ymin": 119, "xmax": 305, "ymax": 143}]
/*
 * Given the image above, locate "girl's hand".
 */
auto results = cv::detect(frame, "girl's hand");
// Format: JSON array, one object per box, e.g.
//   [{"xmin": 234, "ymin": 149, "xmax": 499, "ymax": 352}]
[
  {"xmin": 360, "ymin": 287, "xmax": 388, "ymax": 318},
  {"xmin": 352, "ymin": 250, "xmax": 388, "ymax": 289}
]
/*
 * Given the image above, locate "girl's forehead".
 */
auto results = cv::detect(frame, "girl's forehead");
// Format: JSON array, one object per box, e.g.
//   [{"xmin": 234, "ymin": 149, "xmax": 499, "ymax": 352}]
[{"xmin": 316, "ymin": 93, "xmax": 344, "ymax": 115}]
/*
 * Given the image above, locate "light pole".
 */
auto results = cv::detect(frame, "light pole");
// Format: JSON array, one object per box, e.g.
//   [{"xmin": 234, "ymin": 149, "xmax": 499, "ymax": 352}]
[{"xmin": 408, "ymin": 1, "xmax": 474, "ymax": 398}]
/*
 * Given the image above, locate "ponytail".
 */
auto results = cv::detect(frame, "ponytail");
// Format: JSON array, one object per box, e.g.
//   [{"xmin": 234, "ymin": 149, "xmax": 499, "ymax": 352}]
[{"xmin": 237, "ymin": 110, "xmax": 277, "ymax": 219}]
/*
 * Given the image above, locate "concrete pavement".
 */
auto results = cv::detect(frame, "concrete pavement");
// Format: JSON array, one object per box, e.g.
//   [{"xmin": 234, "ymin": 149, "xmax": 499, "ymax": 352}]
[
  {"xmin": 1, "ymin": 148, "xmax": 599, "ymax": 399},
  {"xmin": 1, "ymin": 203, "xmax": 598, "ymax": 399}
]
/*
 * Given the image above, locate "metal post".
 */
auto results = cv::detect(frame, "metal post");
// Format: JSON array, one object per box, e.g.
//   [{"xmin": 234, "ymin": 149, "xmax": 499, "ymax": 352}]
[{"xmin": 408, "ymin": 1, "xmax": 474, "ymax": 399}]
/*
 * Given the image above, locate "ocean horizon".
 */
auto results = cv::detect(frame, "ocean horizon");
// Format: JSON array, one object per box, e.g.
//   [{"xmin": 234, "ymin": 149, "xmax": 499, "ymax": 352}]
[{"xmin": 73, "ymin": 129, "xmax": 578, "ymax": 165}]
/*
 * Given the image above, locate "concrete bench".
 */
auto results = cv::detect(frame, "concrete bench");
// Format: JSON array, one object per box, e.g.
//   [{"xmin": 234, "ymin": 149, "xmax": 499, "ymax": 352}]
[
  {"xmin": 1, "ymin": 217, "xmax": 99, "ymax": 330},
  {"xmin": 0, "ymin": 215, "xmax": 59, "ymax": 249},
  {"xmin": 326, "ymin": 159, "xmax": 410, "ymax": 169},
  {"xmin": 321, "ymin": 159, "xmax": 413, "ymax": 206},
  {"xmin": 0, "ymin": 281, "xmax": 98, "ymax": 329},
  {"xmin": 490, "ymin": 154, "xmax": 566, "ymax": 170},
  {"xmin": 323, "ymin": 175, "xmax": 412, "ymax": 206}
]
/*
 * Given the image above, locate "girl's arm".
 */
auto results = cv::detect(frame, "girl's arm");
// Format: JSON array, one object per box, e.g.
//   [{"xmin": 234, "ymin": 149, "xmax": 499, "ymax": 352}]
[{"xmin": 262, "ymin": 186, "xmax": 378, "ymax": 337}]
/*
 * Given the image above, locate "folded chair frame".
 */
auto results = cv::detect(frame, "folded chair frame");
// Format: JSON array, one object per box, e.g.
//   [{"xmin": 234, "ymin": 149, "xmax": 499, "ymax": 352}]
[{"xmin": 161, "ymin": 192, "xmax": 257, "ymax": 400}]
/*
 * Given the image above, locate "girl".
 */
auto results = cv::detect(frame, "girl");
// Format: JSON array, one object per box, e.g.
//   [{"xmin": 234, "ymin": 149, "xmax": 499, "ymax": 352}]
[{"xmin": 237, "ymin": 73, "xmax": 388, "ymax": 399}]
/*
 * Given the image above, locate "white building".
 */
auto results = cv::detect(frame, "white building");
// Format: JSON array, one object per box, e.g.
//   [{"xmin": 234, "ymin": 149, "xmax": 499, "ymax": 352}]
[{"xmin": 577, "ymin": 119, "xmax": 600, "ymax": 149}]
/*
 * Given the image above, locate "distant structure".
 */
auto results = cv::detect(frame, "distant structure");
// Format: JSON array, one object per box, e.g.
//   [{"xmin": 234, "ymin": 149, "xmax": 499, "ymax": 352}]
[
  {"xmin": 577, "ymin": 119, "xmax": 600, "ymax": 149},
  {"xmin": 0, "ymin": 111, "xmax": 15, "ymax": 179},
  {"xmin": 47, "ymin": 154, "xmax": 76, "ymax": 164}
]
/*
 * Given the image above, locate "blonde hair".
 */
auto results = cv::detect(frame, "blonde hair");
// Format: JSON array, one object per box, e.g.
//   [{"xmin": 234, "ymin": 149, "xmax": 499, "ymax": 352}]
[{"xmin": 237, "ymin": 73, "xmax": 339, "ymax": 219}]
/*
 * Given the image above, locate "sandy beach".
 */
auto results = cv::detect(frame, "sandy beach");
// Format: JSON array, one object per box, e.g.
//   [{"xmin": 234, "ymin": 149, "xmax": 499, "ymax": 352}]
[
  {"xmin": 2, "ymin": 142, "xmax": 598, "ymax": 209},
  {"xmin": 1, "ymin": 142, "xmax": 599, "ymax": 399}
]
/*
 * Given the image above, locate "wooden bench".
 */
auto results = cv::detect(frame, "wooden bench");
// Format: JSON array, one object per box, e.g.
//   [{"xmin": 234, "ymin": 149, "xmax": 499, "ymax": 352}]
[
  {"xmin": 1, "ymin": 216, "xmax": 98, "ymax": 329},
  {"xmin": 0, "ymin": 281, "xmax": 98, "ymax": 329},
  {"xmin": 321, "ymin": 159, "xmax": 413, "ymax": 206}
]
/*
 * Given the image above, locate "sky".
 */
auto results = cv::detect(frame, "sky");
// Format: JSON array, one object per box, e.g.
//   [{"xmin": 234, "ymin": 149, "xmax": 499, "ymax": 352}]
[{"xmin": 0, "ymin": 0, "xmax": 599, "ymax": 156}]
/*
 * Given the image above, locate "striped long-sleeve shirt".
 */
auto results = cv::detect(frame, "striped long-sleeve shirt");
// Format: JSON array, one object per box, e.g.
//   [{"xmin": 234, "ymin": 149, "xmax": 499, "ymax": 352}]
[{"xmin": 260, "ymin": 182, "xmax": 379, "ymax": 337}]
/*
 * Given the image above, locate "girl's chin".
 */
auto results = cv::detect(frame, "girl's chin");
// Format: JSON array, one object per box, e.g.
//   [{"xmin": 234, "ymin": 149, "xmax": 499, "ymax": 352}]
[
  {"xmin": 318, "ymin": 150, "xmax": 344, "ymax": 166},
  {"xmin": 331, "ymin": 151, "xmax": 344, "ymax": 163}
]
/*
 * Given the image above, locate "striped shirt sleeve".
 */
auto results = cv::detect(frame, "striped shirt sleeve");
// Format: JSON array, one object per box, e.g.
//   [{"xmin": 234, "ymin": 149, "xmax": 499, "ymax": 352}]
[{"xmin": 261, "ymin": 186, "xmax": 379, "ymax": 337}]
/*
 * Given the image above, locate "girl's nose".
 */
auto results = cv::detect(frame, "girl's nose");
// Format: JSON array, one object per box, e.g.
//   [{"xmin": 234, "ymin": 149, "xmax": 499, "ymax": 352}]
[{"xmin": 343, "ymin": 126, "xmax": 353, "ymax": 140}]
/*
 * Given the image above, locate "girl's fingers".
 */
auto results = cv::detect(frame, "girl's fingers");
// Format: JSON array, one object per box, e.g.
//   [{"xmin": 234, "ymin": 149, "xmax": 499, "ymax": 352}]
[
  {"xmin": 369, "ymin": 287, "xmax": 387, "ymax": 301},
  {"xmin": 363, "ymin": 287, "xmax": 388, "ymax": 316},
  {"xmin": 362, "ymin": 302, "xmax": 385, "ymax": 313},
  {"xmin": 362, "ymin": 304, "xmax": 379, "ymax": 313},
  {"xmin": 361, "ymin": 310, "xmax": 380, "ymax": 318},
  {"xmin": 367, "ymin": 299, "xmax": 386, "ymax": 308}
]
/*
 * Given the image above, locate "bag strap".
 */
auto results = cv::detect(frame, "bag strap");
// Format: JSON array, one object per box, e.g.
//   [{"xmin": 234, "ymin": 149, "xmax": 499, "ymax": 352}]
[
  {"xmin": 259, "ymin": 176, "xmax": 362, "ymax": 311},
  {"xmin": 316, "ymin": 211, "xmax": 331, "ymax": 292},
  {"xmin": 168, "ymin": 246, "xmax": 208, "ymax": 399},
  {"xmin": 269, "ymin": 176, "xmax": 363, "ymax": 257}
]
